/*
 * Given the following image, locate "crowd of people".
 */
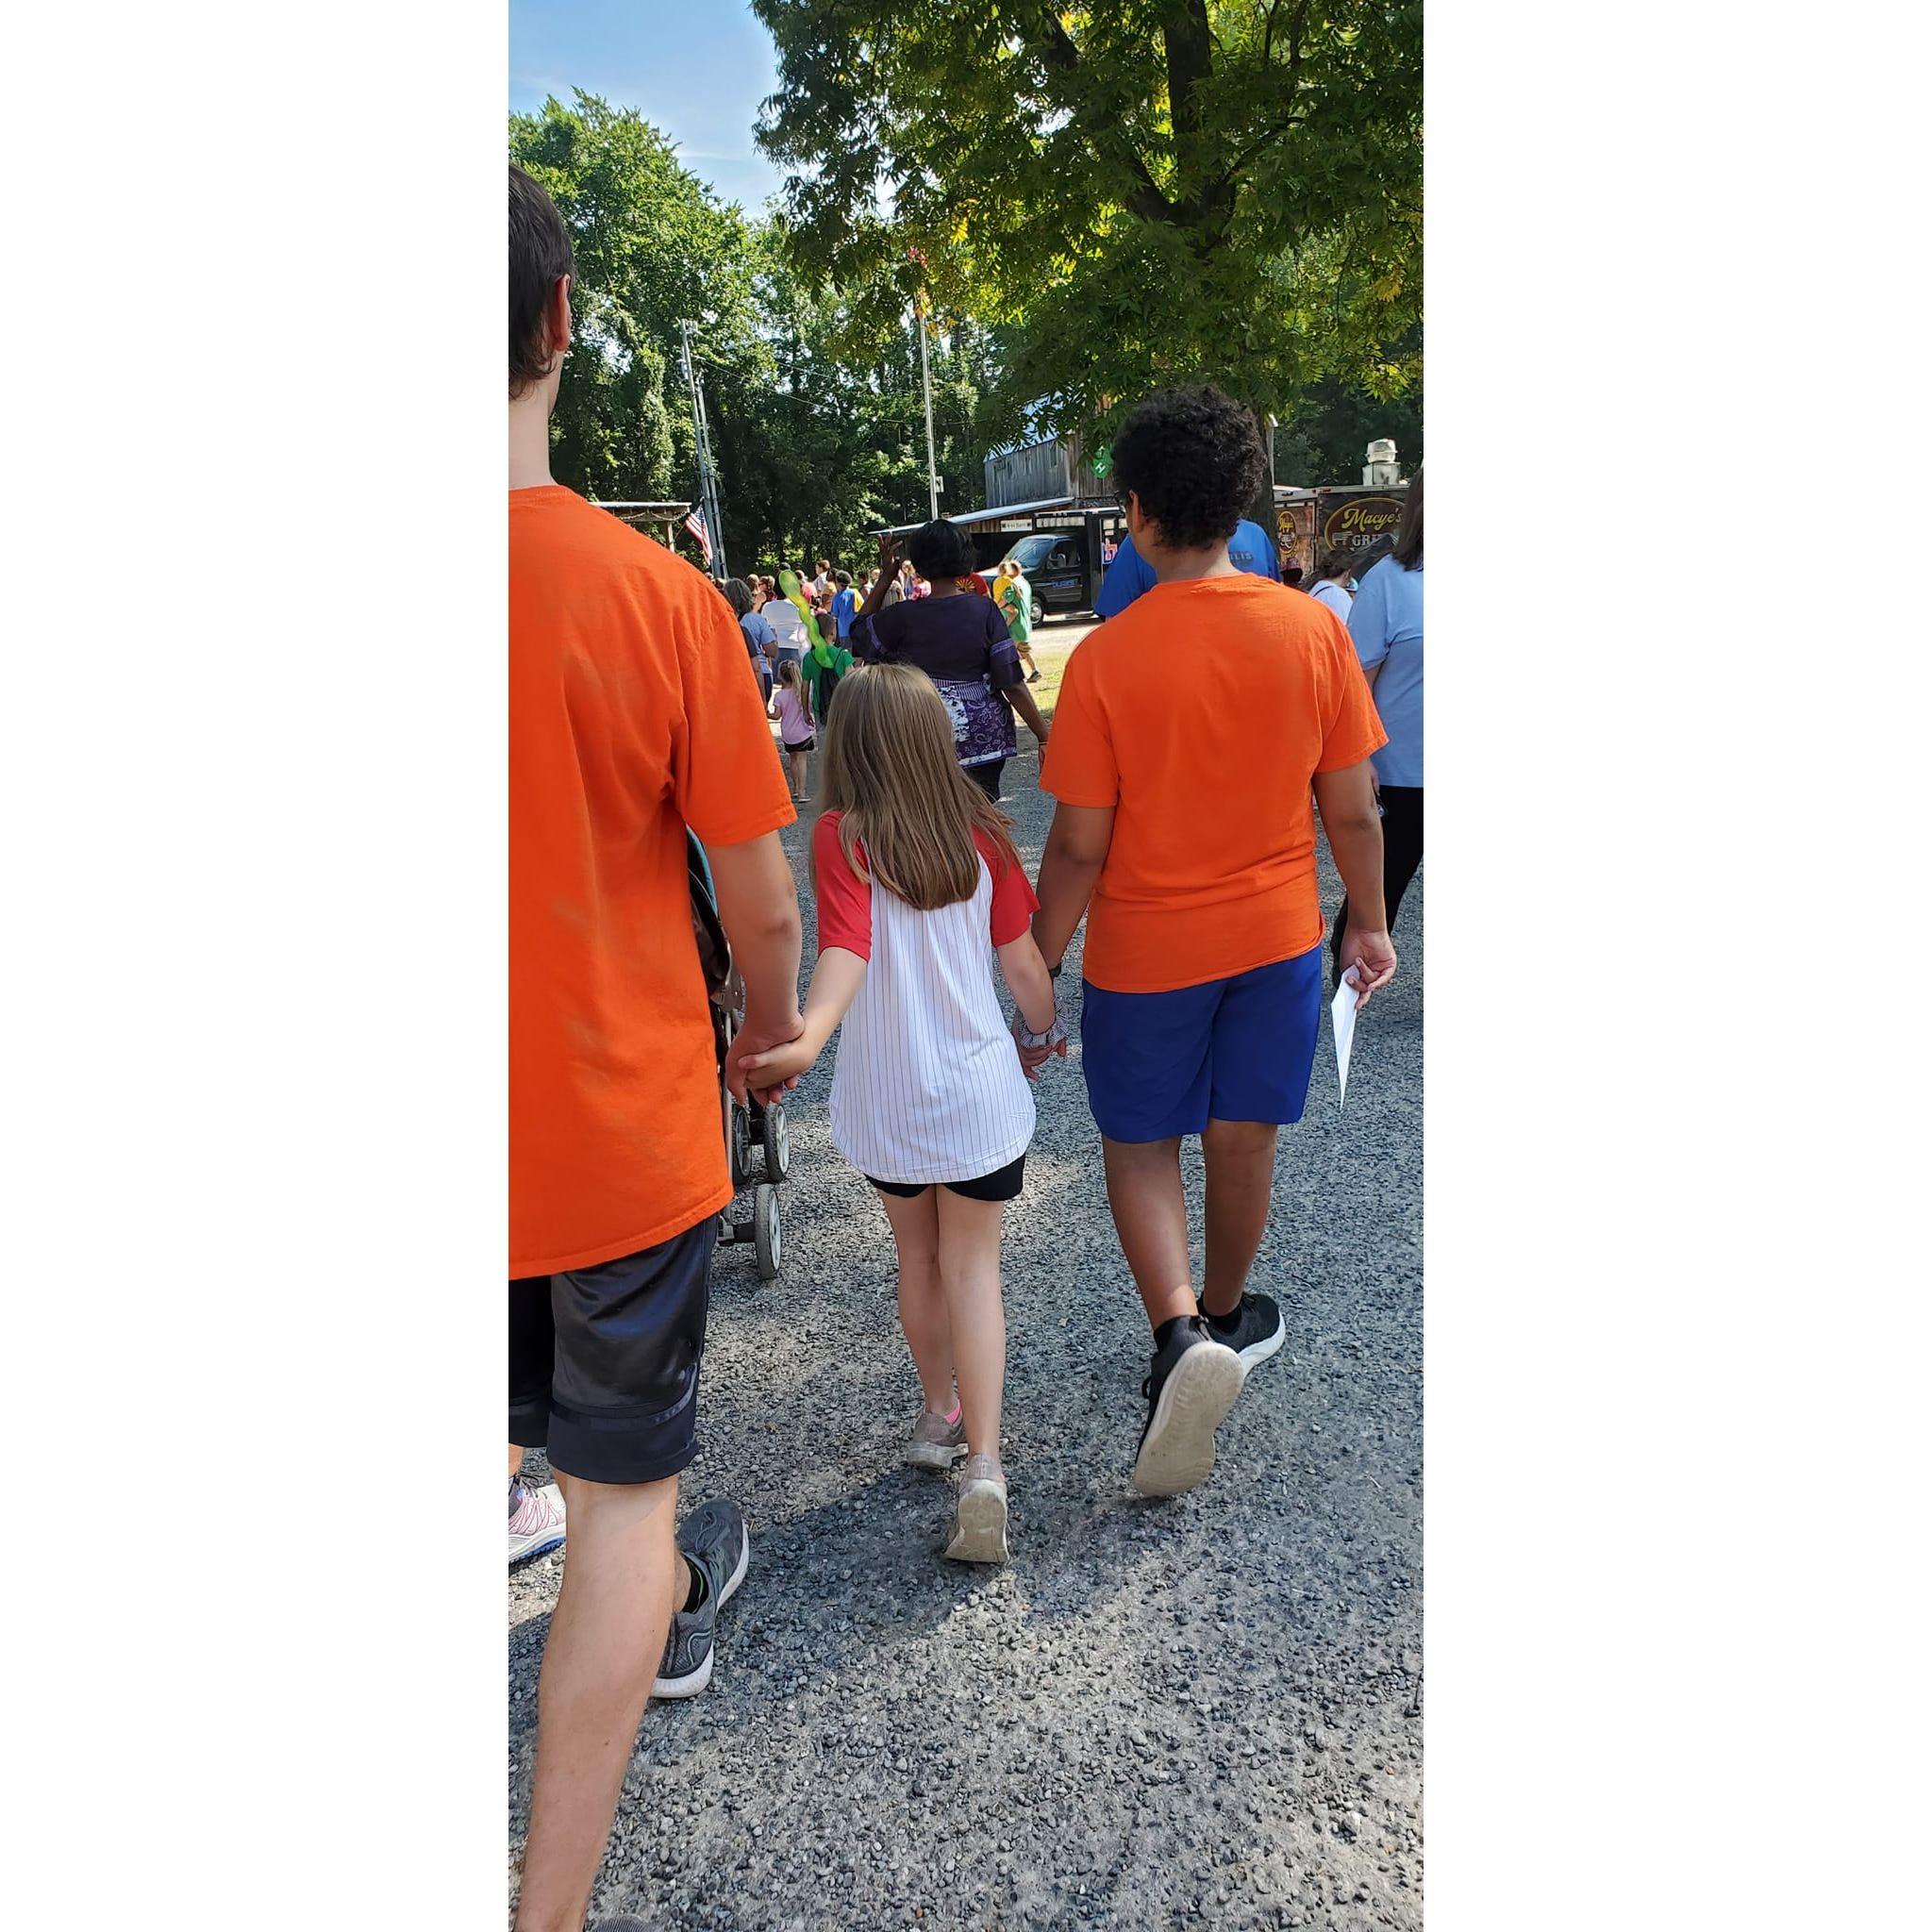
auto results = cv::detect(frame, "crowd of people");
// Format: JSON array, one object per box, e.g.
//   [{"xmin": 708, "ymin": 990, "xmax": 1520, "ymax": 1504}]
[
  {"xmin": 720, "ymin": 543, "xmax": 1049, "ymax": 809},
  {"xmin": 508, "ymin": 163, "xmax": 1423, "ymax": 1932}
]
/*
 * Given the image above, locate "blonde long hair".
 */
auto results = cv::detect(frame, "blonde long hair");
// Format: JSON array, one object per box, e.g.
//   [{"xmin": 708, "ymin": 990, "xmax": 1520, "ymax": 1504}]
[{"xmin": 815, "ymin": 662, "xmax": 1023, "ymax": 910}]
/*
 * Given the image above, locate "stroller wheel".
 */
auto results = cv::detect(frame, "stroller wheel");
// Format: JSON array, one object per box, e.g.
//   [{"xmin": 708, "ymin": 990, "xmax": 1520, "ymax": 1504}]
[
  {"xmin": 761, "ymin": 1104, "xmax": 791, "ymax": 1182},
  {"xmin": 729, "ymin": 1103, "xmax": 755, "ymax": 1190},
  {"xmin": 753, "ymin": 1184, "xmax": 782, "ymax": 1281}
]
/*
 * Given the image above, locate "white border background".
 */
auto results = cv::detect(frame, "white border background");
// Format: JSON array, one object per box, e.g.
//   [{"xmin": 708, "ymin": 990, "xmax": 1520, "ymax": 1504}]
[
  {"xmin": 5, "ymin": 2, "xmax": 1928, "ymax": 1924},
  {"xmin": 8, "ymin": 5, "xmax": 505, "ymax": 1925}
]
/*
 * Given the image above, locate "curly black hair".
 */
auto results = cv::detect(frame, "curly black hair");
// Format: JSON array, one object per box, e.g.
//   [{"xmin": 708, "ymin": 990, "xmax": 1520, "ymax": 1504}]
[
  {"xmin": 1110, "ymin": 385, "xmax": 1265, "ymax": 551},
  {"xmin": 906, "ymin": 518, "xmax": 974, "ymax": 580}
]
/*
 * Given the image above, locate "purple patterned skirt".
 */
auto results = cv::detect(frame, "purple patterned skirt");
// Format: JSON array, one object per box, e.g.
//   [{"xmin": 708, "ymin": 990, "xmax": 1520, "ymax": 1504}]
[{"xmin": 932, "ymin": 676, "xmax": 1017, "ymax": 771}]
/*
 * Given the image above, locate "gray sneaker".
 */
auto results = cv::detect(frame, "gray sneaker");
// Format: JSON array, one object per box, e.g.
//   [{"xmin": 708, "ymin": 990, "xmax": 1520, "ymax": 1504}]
[
  {"xmin": 652, "ymin": 1499, "xmax": 750, "ymax": 1700},
  {"xmin": 906, "ymin": 1405, "xmax": 968, "ymax": 1470},
  {"xmin": 943, "ymin": 1454, "xmax": 1009, "ymax": 1564}
]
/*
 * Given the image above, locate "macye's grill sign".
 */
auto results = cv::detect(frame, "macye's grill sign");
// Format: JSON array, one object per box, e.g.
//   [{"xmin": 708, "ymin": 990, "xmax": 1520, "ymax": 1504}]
[
  {"xmin": 1274, "ymin": 485, "xmax": 1408, "ymax": 577},
  {"xmin": 1321, "ymin": 491, "xmax": 1407, "ymax": 557}
]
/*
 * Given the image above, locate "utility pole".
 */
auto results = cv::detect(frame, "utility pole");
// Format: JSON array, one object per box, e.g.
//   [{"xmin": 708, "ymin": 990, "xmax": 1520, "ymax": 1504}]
[
  {"xmin": 678, "ymin": 319, "xmax": 729, "ymax": 579},
  {"xmin": 694, "ymin": 370, "xmax": 727, "ymax": 579},
  {"xmin": 915, "ymin": 300, "xmax": 940, "ymax": 521}
]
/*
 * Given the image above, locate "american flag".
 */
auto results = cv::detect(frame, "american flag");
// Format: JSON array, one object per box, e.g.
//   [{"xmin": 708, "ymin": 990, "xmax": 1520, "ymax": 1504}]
[{"xmin": 682, "ymin": 508, "xmax": 712, "ymax": 564}]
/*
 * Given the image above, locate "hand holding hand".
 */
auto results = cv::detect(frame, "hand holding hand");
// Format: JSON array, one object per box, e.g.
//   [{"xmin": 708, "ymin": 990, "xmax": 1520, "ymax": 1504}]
[
  {"xmin": 1017, "ymin": 1035, "xmax": 1068, "ymax": 1079},
  {"xmin": 1338, "ymin": 927, "xmax": 1397, "ymax": 1011},
  {"xmin": 726, "ymin": 1012, "xmax": 807, "ymax": 1105}
]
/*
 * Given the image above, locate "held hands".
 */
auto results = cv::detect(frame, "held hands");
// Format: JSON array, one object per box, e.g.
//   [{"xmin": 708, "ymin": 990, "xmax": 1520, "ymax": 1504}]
[
  {"xmin": 726, "ymin": 1011, "xmax": 808, "ymax": 1107},
  {"xmin": 1017, "ymin": 1035, "xmax": 1068, "ymax": 1079},
  {"xmin": 1011, "ymin": 1009, "xmax": 1068, "ymax": 1080},
  {"xmin": 734, "ymin": 1035, "xmax": 820, "ymax": 1106},
  {"xmin": 1338, "ymin": 927, "xmax": 1398, "ymax": 1011}
]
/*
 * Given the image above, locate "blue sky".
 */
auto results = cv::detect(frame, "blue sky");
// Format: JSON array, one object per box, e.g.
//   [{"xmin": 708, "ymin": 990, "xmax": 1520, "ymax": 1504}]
[{"xmin": 510, "ymin": 0, "xmax": 786, "ymax": 211}]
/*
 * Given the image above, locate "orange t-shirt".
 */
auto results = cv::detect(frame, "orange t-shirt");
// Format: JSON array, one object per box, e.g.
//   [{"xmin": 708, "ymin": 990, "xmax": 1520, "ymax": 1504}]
[
  {"xmin": 510, "ymin": 487, "xmax": 793, "ymax": 1275},
  {"xmin": 1040, "ymin": 574, "xmax": 1387, "ymax": 994}
]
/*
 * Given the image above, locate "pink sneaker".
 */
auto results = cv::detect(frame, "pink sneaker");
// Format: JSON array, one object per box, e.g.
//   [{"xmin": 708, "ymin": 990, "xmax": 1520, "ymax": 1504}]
[{"xmin": 508, "ymin": 1479, "xmax": 566, "ymax": 1567}]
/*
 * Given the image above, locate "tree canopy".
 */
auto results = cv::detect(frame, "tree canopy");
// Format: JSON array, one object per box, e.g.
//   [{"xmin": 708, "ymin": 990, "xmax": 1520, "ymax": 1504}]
[
  {"xmin": 510, "ymin": 92, "xmax": 1016, "ymax": 571},
  {"xmin": 753, "ymin": 0, "xmax": 1423, "ymax": 450},
  {"xmin": 510, "ymin": 92, "xmax": 755, "ymax": 505},
  {"xmin": 509, "ymin": 7, "xmax": 1422, "ymax": 575}
]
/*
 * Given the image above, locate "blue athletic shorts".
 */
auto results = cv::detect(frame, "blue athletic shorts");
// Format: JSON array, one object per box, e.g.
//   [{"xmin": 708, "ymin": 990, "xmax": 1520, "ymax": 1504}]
[{"xmin": 1079, "ymin": 943, "xmax": 1324, "ymax": 1142}]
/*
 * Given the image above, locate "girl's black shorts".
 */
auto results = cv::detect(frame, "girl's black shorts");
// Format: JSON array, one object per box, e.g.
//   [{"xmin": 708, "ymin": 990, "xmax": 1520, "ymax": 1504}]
[{"xmin": 866, "ymin": 1152, "xmax": 1025, "ymax": 1203}]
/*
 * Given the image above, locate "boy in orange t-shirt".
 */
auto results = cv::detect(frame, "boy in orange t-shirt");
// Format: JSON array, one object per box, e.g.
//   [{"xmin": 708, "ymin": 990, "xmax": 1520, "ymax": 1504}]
[
  {"xmin": 1035, "ymin": 385, "xmax": 1397, "ymax": 1501},
  {"xmin": 508, "ymin": 165, "xmax": 804, "ymax": 1932}
]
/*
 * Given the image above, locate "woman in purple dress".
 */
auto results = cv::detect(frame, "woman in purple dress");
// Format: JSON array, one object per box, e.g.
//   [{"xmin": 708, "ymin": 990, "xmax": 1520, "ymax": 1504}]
[{"xmin": 852, "ymin": 520, "xmax": 1050, "ymax": 801}]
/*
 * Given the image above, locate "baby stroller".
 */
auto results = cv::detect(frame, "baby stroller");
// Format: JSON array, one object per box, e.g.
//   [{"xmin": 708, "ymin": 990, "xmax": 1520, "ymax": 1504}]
[{"xmin": 688, "ymin": 833, "xmax": 791, "ymax": 1281}]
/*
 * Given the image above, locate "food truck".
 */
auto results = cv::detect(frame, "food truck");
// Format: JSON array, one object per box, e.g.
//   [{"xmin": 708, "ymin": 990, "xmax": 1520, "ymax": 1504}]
[
  {"xmin": 875, "ymin": 440, "xmax": 1410, "ymax": 616},
  {"xmin": 875, "ymin": 499, "xmax": 1128, "ymax": 623},
  {"xmin": 1273, "ymin": 483, "xmax": 1410, "ymax": 581}
]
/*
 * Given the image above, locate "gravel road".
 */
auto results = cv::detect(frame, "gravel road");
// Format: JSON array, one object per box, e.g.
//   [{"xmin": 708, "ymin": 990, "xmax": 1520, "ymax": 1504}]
[{"xmin": 509, "ymin": 640, "xmax": 1424, "ymax": 1930}]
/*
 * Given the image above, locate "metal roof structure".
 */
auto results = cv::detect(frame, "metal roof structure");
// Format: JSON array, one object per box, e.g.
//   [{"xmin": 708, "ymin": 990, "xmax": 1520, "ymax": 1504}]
[{"xmin": 875, "ymin": 493, "xmax": 1119, "ymax": 538}]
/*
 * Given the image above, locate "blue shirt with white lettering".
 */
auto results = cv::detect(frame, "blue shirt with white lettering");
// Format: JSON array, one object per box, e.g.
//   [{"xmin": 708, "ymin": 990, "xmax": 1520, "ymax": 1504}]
[{"xmin": 1092, "ymin": 519, "xmax": 1279, "ymax": 619}]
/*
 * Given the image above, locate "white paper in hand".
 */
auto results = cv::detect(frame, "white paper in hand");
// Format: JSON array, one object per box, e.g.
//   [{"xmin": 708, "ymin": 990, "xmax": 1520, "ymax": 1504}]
[{"xmin": 1331, "ymin": 970, "xmax": 1359, "ymax": 1110}]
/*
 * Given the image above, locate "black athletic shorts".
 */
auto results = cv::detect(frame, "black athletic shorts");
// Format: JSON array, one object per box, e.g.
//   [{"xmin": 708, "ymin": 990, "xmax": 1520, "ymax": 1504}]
[
  {"xmin": 867, "ymin": 1152, "xmax": 1025, "ymax": 1203},
  {"xmin": 508, "ymin": 1217, "xmax": 714, "ymax": 1485}
]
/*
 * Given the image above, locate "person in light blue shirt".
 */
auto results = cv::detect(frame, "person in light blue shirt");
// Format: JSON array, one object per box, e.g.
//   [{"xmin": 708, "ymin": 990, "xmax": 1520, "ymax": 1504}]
[
  {"xmin": 724, "ymin": 576, "xmax": 777, "ymax": 703},
  {"xmin": 1333, "ymin": 467, "xmax": 1424, "ymax": 982},
  {"xmin": 1093, "ymin": 515, "xmax": 1278, "ymax": 618}
]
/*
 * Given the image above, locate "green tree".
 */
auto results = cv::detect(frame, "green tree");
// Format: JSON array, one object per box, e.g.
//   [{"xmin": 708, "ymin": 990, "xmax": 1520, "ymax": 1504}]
[
  {"xmin": 509, "ymin": 92, "xmax": 758, "ymax": 506},
  {"xmin": 754, "ymin": 0, "xmax": 1422, "ymax": 510},
  {"xmin": 707, "ymin": 225, "xmax": 1008, "ymax": 570},
  {"xmin": 1274, "ymin": 365, "xmax": 1424, "ymax": 487}
]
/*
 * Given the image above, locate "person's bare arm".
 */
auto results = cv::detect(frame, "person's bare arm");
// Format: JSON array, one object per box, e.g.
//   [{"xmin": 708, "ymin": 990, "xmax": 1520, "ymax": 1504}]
[
  {"xmin": 1312, "ymin": 759, "xmax": 1397, "ymax": 1008},
  {"xmin": 707, "ymin": 830, "xmax": 805, "ymax": 1076},
  {"xmin": 858, "ymin": 556, "xmax": 896, "ymax": 620},
  {"xmin": 996, "ymin": 930, "xmax": 1057, "ymax": 1035},
  {"xmin": 1004, "ymin": 680, "xmax": 1049, "ymax": 744},
  {"xmin": 731, "ymin": 946, "xmax": 866, "ymax": 1104},
  {"xmin": 1032, "ymin": 802, "xmax": 1115, "ymax": 971}
]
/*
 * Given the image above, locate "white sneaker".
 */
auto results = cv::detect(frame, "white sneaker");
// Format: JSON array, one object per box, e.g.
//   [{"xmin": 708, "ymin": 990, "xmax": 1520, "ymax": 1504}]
[
  {"xmin": 509, "ymin": 1479, "xmax": 566, "ymax": 1566},
  {"xmin": 944, "ymin": 1455, "xmax": 1010, "ymax": 1563}
]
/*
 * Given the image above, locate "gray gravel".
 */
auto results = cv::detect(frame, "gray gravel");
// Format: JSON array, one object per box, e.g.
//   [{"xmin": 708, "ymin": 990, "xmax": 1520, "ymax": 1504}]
[{"xmin": 509, "ymin": 699, "xmax": 1424, "ymax": 1931}]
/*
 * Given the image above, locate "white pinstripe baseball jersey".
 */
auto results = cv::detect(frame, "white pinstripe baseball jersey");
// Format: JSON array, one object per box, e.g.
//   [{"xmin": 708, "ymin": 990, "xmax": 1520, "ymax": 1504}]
[{"xmin": 814, "ymin": 811, "xmax": 1037, "ymax": 1186}]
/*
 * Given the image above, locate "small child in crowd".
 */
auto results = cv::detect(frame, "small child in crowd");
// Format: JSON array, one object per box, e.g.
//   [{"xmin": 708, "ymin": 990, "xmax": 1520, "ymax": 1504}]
[
  {"xmin": 737, "ymin": 662, "xmax": 1061, "ymax": 1563},
  {"xmin": 768, "ymin": 658, "xmax": 816, "ymax": 804}
]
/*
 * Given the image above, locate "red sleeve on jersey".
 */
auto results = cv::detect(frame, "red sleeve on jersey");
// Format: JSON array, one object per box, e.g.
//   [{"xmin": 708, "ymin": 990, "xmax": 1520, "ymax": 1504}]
[
  {"xmin": 813, "ymin": 810, "xmax": 873, "ymax": 959},
  {"xmin": 974, "ymin": 827, "xmax": 1040, "ymax": 946}
]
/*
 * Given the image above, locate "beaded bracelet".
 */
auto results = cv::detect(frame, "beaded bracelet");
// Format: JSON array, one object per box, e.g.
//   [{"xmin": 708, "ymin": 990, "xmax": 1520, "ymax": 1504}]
[{"xmin": 1013, "ymin": 1011, "xmax": 1067, "ymax": 1051}]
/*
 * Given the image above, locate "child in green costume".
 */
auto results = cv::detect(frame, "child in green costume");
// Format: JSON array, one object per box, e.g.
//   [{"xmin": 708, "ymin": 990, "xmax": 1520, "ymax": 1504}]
[{"xmin": 780, "ymin": 566, "xmax": 855, "ymax": 723}]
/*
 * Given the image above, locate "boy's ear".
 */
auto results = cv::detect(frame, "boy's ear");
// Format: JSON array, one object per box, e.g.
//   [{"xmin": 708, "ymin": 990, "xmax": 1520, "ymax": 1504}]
[{"xmin": 548, "ymin": 275, "xmax": 574, "ymax": 366}]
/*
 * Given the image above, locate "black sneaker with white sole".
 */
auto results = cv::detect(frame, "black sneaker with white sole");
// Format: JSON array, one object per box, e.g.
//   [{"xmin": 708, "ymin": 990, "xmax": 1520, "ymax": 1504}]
[
  {"xmin": 1131, "ymin": 1319, "xmax": 1244, "ymax": 1497},
  {"xmin": 1207, "ymin": 1291, "xmax": 1286, "ymax": 1374},
  {"xmin": 652, "ymin": 1498, "xmax": 751, "ymax": 1700}
]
